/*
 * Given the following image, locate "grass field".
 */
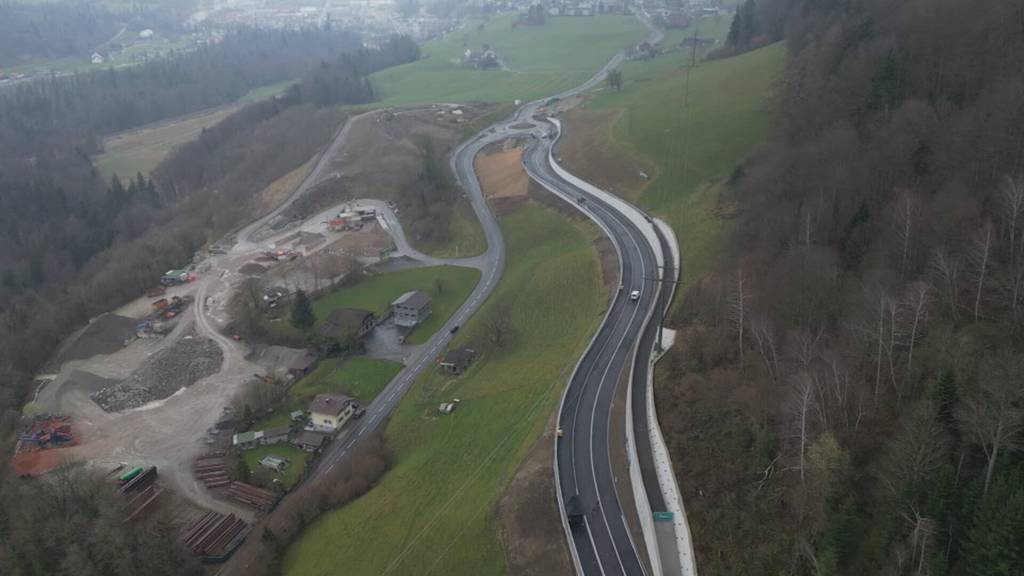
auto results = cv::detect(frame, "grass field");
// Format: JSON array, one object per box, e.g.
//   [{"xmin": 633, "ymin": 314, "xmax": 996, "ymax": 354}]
[
  {"xmin": 290, "ymin": 357, "xmax": 403, "ymax": 404},
  {"xmin": 94, "ymin": 105, "xmax": 239, "ymax": 181},
  {"xmin": 93, "ymin": 81, "xmax": 295, "ymax": 180},
  {"xmin": 369, "ymin": 13, "xmax": 646, "ymax": 106},
  {"xmin": 417, "ymin": 199, "xmax": 488, "ymax": 258},
  {"xmin": 241, "ymin": 443, "xmax": 310, "ymax": 490},
  {"xmin": 313, "ymin": 265, "xmax": 480, "ymax": 345},
  {"xmin": 576, "ymin": 34, "xmax": 783, "ymax": 289},
  {"xmin": 283, "ymin": 200, "xmax": 606, "ymax": 576}
]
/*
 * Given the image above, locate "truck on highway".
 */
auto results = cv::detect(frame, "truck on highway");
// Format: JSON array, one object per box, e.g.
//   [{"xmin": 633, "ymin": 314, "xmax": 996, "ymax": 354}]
[{"xmin": 566, "ymin": 494, "xmax": 585, "ymax": 528}]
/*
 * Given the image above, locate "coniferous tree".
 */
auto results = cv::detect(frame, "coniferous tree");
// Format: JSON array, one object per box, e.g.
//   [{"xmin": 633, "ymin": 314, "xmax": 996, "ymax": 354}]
[{"xmin": 290, "ymin": 289, "xmax": 315, "ymax": 331}]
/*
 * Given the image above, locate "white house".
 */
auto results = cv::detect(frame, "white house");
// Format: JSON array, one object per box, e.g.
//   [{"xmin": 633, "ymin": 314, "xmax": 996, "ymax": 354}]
[
  {"xmin": 91, "ymin": 53, "xmax": 104, "ymax": 65},
  {"xmin": 308, "ymin": 393, "xmax": 356, "ymax": 432}
]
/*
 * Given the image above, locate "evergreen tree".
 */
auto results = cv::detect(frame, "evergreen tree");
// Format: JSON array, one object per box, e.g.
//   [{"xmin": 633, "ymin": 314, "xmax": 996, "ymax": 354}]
[
  {"xmin": 608, "ymin": 68, "xmax": 623, "ymax": 91},
  {"xmin": 959, "ymin": 468, "xmax": 1024, "ymax": 575},
  {"xmin": 290, "ymin": 289, "xmax": 315, "ymax": 330}
]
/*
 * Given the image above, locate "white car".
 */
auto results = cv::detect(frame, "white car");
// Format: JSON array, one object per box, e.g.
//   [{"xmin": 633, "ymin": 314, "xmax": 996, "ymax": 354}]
[{"xmin": 629, "ymin": 290, "xmax": 640, "ymax": 301}]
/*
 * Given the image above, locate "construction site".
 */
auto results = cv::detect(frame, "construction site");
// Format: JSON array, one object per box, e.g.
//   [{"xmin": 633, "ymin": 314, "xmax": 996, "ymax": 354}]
[{"xmin": 7, "ymin": 105, "xmax": 486, "ymax": 563}]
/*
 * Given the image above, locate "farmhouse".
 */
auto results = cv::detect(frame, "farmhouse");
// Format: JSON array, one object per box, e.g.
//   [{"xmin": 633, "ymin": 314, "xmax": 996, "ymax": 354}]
[
  {"xmin": 391, "ymin": 290, "xmax": 432, "ymax": 327},
  {"xmin": 309, "ymin": 393, "xmax": 357, "ymax": 432},
  {"xmin": 440, "ymin": 348, "xmax": 476, "ymax": 375}
]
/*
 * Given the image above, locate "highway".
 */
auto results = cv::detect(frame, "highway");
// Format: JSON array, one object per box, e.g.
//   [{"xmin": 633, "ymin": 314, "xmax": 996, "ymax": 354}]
[
  {"xmin": 220, "ymin": 8, "xmax": 675, "ymax": 575},
  {"xmin": 523, "ymin": 137, "xmax": 665, "ymax": 575},
  {"xmin": 304, "ymin": 9, "xmax": 674, "ymax": 574}
]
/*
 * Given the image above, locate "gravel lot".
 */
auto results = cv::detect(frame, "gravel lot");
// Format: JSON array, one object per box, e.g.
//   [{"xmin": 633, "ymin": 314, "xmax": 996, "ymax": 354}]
[{"xmin": 91, "ymin": 334, "xmax": 223, "ymax": 411}]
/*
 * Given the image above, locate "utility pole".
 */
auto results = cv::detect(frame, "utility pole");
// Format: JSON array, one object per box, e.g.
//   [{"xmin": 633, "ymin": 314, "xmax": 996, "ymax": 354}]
[
  {"xmin": 682, "ymin": 25, "xmax": 699, "ymax": 107},
  {"xmin": 680, "ymin": 24, "xmax": 698, "ymax": 201}
]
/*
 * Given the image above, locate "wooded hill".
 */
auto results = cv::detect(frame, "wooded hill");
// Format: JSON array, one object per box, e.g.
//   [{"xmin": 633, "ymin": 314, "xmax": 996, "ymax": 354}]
[{"xmin": 660, "ymin": 0, "xmax": 1024, "ymax": 574}]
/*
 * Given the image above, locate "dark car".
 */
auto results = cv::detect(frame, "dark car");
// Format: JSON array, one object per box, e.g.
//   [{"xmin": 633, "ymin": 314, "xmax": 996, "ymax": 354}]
[
  {"xmin": 566, "ymin": 495, "xmax": 585, "ymax": 528},
  {"xmin": 450, "ymin": 325, "xmax": 460, "ymax": 334}
]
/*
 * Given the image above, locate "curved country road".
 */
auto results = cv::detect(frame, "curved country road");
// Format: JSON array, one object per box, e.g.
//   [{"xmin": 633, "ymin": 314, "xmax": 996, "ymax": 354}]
[{"xmin": 218, "ymin": 9, "xmax": 675, "ymax": 575}]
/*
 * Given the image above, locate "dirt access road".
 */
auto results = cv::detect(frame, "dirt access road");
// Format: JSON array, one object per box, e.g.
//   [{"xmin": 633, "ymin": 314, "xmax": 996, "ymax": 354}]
[{"xmin": 32, "ymin": 108, "xmax": 492, "ymax": 518}]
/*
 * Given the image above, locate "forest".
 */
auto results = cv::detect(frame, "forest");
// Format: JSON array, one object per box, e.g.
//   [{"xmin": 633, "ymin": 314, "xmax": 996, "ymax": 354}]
[{"xmin": 658, "ymin": 0, "xmax": 1024, "ymax": 574}]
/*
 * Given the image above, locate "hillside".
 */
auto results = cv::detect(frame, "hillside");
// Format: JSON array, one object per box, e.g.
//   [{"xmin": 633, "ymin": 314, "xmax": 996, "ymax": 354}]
[{"xmin": 659, "ymin": 0, "xmax": 1024, "ymax": 574}]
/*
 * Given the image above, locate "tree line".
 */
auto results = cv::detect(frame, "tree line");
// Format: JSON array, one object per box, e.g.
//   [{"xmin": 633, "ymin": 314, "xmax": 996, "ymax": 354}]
[
  {"xmin": 660, "ymin": 0, "xmax": 1024, "ymax": 574},
  {"xmin": 0, "ymin": 26, "xmax": 372, "ymax": 300},
  {"xmin": 0, "ymin": 462, "xmax": 203, "ymax": 575}
]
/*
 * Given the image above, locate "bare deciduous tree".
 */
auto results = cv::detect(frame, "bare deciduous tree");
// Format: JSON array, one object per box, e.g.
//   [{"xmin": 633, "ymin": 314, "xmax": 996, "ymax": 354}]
[
  {"xmin": 931, "ymin": 249, "xmax": 961, "ymax": 322},
  {"xmin": 789, "ymin": 372, "xmax": 816, "ymax": 484},
  {"xmin": 998, "ymin": 175, "xmax": 1024, "ymax": 266},
  {"xmin": 969, "ymin": 222, "xmax": 994, "ymax": 322},
  {"xmin": 901, "ymin": 510, "xmax": 938, "ymax": 576},
  {"xmin": 903, "ymin": 281, "xmax": 931, "ymax": 385},
  {"xmin": 484, "ymin": 303, "xmax": 513, "ymax": 349},
  {"xmin": 750, "ymin": 312, "xmax": 780, "ymax": 385},
  {"xmin": 958, "ymin": 352, "xmax": 1024, "ymax": 496},
  {"xmin": 880, "ymin": 401, "xmax": 947, "ymax": 498},
  {"xmin": 728, "ymin": 267, "xmax": 749, "ymax": 366}
]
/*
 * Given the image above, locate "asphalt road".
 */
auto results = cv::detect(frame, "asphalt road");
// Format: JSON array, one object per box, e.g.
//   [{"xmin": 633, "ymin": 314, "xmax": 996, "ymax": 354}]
[
  {"xmin": 523, "ymin": 140, "xmax": 661, "ymax": 576},
  {"xmin": 304, "ymin": 9, "xmax": 670, "ymax": 573},
  {"xmin": 308, "ymin": 124, "xmax": 514, "ymax": 478},
  {"xmin": 218, "ymin": 9, "xmax": 669, "ymax": 573},
  {"xmin": 295, "ymin": 3, "xmax": 667, "ymax": 492}
]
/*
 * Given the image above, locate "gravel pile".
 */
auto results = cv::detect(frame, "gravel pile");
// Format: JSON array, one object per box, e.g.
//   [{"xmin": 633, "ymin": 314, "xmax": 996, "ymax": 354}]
[
  {"xmin": 56, "ymin": 313, "xmax": 138, "ymax": 365},
  {"xmin": 91, "ymin": 335, "xmax": 223, "ymax": 412}
]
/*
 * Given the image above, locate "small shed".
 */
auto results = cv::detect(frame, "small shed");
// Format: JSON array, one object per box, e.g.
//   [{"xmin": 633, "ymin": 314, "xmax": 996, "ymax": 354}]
[
  {"xmin": 440, "ymin": 348, "xmax": 477, "ymax": 375},
  {"xmin": 232, "ymin": 430, "xmax": 263, "ymax": 450},
  {"xmin": 160, "ymin": 268, "xmax": 190, "ymax": 286},
  {"xmin": 288, "ymin": 351, "xmax": 318, "ymax": 378},
  {"xmin": 261, "ymin": 426, "xmax": 290, "ymax": 445},
  {"xmin": 293, "ymin": 431, "xmax": 329, "ymax": 452},
  {"xmin": 290, "ymin": 410, "xmax": 305, "ymax": 422}
]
